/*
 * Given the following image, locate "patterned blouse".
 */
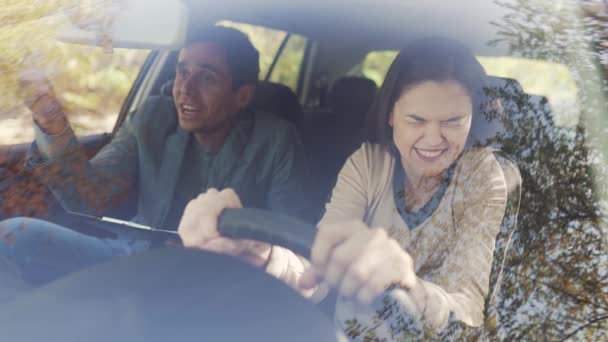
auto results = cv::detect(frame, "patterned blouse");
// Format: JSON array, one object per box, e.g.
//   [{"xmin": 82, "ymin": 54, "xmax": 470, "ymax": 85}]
[{"xmin": 319, "ymin": 143, "xmax": 508, "ymax": 340}]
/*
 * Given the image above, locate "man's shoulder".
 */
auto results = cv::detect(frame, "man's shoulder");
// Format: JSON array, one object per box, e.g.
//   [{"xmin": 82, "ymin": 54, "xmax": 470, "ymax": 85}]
[
  {"xmin": 127, "ymin": 96, "xmax": 178, "ymax": 139},
  {"xmin": 127, "ymin": 96, "xmax": 178, "ymax": 134},
  {"xmin": 250, "ymin": 110, "xmax": 298, "ymax": 142},
  {"xmin": 251, "ymin": 110, "xmax": 294, "ymax": 130}
]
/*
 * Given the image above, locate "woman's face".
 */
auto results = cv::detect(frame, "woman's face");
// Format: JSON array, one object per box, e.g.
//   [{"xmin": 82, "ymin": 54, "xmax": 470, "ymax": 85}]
[{"xmin": 389, "ymin": 80, "xmax": 473, "ymax": 182}]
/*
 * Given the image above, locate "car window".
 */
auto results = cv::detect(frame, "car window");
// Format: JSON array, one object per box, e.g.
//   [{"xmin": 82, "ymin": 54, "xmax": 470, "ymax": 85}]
[
  {"xmin": 0, "ymin": 42, "xmax": 148, "ymax": 146},
  {"xmin": 357, "ymin": 50, "xmax": 397, "ymax": 87},
  {"xmin": 217, "ymin": 20, "xmax": 307, "ymax": 92},
  {"xmin": 357, "ymin": 51, "xmax": 580, "ymax": 127},
  {"xmin": 267, "ymin": 35, "xmax": 307, "ymax": 91}
]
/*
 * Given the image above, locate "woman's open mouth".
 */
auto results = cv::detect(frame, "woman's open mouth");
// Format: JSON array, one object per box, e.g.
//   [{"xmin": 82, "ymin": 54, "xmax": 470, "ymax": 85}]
[{"xmin": 414, "ymin": 147, "xmax": 448, "ymax": 162}]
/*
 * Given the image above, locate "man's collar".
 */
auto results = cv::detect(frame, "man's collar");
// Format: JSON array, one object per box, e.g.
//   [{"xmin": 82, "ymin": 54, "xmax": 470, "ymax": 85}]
[{"xmin": 204, "ymin": 108, "xmax": 255, "ymax": 188}]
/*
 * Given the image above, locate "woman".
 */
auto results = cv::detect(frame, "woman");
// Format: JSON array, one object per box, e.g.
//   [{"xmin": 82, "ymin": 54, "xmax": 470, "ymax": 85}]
[{"xmin": 178, "ymin": 37, "xmax": 509, "ymax": 339}]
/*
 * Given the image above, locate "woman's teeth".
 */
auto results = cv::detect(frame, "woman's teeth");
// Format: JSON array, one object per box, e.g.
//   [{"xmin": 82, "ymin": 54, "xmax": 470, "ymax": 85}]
[{"xmin": 416, "ymin": 148, "xmax": 445, "ymax": 158}]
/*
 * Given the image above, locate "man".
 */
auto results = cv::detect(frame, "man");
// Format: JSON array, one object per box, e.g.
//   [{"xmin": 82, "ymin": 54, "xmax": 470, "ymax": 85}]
[{"xmin": 0, "ymin": 26, "xmax": 311, "ymax": 296}]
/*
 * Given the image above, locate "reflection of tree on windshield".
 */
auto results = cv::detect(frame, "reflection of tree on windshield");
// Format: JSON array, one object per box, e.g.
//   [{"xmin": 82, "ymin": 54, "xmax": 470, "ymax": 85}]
[
  {"xmin": 339, "ymin": 1, "xmax": 607, "ymax": 340},
  {"xmin": 468, "ymin": 0, "xmax": 608, "ymax": 340}
]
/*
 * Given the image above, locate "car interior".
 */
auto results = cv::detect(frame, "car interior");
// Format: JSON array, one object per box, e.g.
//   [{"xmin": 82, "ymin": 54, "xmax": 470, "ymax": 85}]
[
  {"xmin": 0, "ymin": 0, "xmax": 605, "ymax": 340},
  {"xmin": 0, "ymin": 0, "xmax": 556, "ymax": 221}
]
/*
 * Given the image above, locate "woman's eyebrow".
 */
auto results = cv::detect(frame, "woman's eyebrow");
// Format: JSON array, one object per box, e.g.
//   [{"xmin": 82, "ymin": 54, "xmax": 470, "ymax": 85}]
[
  {"xmin": 406, "ymin": 114, "xmax": 426, "ymax": 121},
  {"xmin": 445, "ymin": 115, "xmax": 465, "ymax": 121}
]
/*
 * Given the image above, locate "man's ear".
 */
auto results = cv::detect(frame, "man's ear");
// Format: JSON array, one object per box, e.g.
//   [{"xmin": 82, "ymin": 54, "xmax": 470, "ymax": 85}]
[{"xmin": 235, "ymin": 84, "xmax": 256, "ymax": 110}]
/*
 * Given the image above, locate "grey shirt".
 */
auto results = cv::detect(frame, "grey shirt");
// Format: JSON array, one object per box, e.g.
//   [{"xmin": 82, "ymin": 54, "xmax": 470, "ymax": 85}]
[
  {"xmin": 163, "ymin": 139, "xmax": 216, "ymax": 230},
  {"xmin": 26, "ymin": 96, "xmax": 314, "ymax": 228}
]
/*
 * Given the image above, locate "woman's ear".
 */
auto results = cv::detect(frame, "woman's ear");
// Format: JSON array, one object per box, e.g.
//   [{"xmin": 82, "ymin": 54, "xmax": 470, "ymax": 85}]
[{"xmin": 388, "ymin": 110, "xmax": 394, "ymax": 127}]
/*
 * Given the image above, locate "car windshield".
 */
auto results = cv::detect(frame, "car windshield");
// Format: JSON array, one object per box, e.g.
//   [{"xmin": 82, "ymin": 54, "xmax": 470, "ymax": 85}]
[{"xmin": 0, "ymin": 0, "xmax": 606, "ymax": 340}]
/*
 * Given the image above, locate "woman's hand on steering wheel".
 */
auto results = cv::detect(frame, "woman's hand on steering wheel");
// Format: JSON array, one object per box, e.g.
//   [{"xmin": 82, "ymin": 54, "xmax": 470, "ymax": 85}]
[
  {"xmin": 299, "ymin": 221, "xmax": 419, "ymax": 306},
  {"xmin": 178, "ymin": 188, "xmax": 272, "ymax": 269}
]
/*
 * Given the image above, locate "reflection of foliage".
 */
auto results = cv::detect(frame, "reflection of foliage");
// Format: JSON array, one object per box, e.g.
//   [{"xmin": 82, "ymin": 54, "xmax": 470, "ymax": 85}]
[
  {"xmin": 347, "ymin": 2, "xmax": 607, "ymax": 340},
  {"xmin": 484, "ymin": 91, "xmax": 607, "ymax": 341},
  {"xmin": 470, "ymin": 0, "xmax": 608, "ymax": 340},
  {"xmin": 0, "ymin": 0, "xmax": 149, "ymax": 144},
  {"xmin": 341, "ymin": 295, "xmax": 427, "ymax": 342}
]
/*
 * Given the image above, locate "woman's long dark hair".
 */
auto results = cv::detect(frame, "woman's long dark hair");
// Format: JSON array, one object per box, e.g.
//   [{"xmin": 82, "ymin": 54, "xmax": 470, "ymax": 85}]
[{"xmin": 365, "ymin": 37, "xmax": 487, "ymax": 147}]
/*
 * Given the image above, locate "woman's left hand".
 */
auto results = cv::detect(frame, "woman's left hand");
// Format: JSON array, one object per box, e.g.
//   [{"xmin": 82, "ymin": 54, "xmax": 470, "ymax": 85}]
[{"xmin": 299, "ymin": 220, "xmax": 418, "ymax": 306}]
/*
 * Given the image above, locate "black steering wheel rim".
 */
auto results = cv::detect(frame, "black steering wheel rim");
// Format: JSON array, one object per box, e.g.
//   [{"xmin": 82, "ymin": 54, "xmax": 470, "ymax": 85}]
[
  {"xmin": 0, "ymin": 208, "xmax": 345, "ymax": 342},
  {"xmin": 217, "ymin": 207, "xmax": 318, "ymax": 259}
]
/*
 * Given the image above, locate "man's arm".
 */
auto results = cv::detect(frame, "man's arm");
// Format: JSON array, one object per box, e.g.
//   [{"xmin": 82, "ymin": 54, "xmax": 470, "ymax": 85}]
[
  {"xmin": 265, "ymin": 123, "xmax": 314, "ymax": 222},
  {"xmin": 19, "ymin": 69, "xmax": 139, "ymax": 216},
  {"xmin": 26, "ymin": 115, "xmax": 138, "ymax": 216}
]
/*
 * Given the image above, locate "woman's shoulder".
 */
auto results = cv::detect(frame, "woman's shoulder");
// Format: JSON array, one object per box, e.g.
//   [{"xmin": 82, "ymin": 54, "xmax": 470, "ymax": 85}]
[
  {"xmin": 347, "ymin": 142, "xmax": 395, "ymax": 172},
  {"xmin": 456, "ymin": 147, "xmax": 509, "ymax": 190},
  {"xmin": 458, "ymin": 146, "xmax": 501, "ymax": 170},
  {"xmin": 352, "ymin": 142, "xmax": 393, "ymax": 161}
]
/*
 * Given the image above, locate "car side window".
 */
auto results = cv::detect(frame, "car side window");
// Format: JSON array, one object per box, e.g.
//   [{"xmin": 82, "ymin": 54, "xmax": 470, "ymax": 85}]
[
  {"xmin": 356, "ymin": 51, "xmax": 579, "ymax": 128},
  {"xmin": 217, "ymin": 21, "xmax": 307, "ymax": 92},
  {"xmin": 356, "ymin": 50, "xmax": 398, "ymax": 87},
  {"xmin": 0, "ymin": 43, "xmax": 149, "ymax": 145}
]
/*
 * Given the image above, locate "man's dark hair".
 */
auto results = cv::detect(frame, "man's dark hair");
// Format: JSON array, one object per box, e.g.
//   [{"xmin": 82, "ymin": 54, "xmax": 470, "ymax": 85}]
[
  {"xmin": 366, "ymin": 36, "xmax": 487, "ymax": 146},
  {"xmin": 186, "ymin": 25, "xmax": 260, "ymax": 89}
]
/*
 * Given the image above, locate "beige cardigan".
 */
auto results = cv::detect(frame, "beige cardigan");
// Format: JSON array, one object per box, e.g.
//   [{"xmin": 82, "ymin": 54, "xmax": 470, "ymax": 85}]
[{"xmin": 319, "ymin": 143, "xmax": 508, "ymax": 336}]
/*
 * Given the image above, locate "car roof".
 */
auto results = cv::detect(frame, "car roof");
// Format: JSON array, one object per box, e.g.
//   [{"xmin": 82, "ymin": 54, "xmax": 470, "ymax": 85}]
[{"xmin": 184, "ymin": 0, "xmax": 512, "ymax": 56}]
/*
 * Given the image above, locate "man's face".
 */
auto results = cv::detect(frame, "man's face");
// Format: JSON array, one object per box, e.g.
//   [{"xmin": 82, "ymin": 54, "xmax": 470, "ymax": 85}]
[{"xmin": 173, "ymin": 42, "xmax": 248, "ymax": 133}]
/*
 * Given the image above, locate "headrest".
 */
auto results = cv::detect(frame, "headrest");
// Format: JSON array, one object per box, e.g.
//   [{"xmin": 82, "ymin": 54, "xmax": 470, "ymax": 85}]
[
  {"xmin": 484, "ymin": 76, "xmax": 525, "ymax": 102},
  {"xmin": 328, "ymin": 76, "xmax": 378, "ymax": 117},
  {"xmin": 470, "ymin": 76, "xmax": 552, "ymax": 148},
  {"xmin": 250, "ymin": 81, "xmax": 301, "ymax": 124},
  {"xmin": 160, "ymin": 79, "xmax": 174, "ymax": 97}
]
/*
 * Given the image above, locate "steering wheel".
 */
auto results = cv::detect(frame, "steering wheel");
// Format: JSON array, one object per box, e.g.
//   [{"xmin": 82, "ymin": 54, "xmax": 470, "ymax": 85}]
[{"xmin": 0, "ymin": 209, "xmax": 409, "ymax": 342}]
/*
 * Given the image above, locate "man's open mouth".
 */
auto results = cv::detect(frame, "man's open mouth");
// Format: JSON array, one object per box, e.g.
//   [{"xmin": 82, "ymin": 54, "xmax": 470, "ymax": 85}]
[{"xmin": 181, "ymin": 104, "xmax": 201, "ymax": 116}]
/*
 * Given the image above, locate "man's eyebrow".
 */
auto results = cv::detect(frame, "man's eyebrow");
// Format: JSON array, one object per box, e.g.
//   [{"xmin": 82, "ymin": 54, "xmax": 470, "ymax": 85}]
[
  {"xmin": 177, "ymin": 62, "xmax": 225, "ymax": 77},
  {"xmin": 197, "ymin": 63, "xmax": 225, "ymax": 76},
  {"xmin": 176, "ymin": 62, "xmax": 226, "ymax": 77}
]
